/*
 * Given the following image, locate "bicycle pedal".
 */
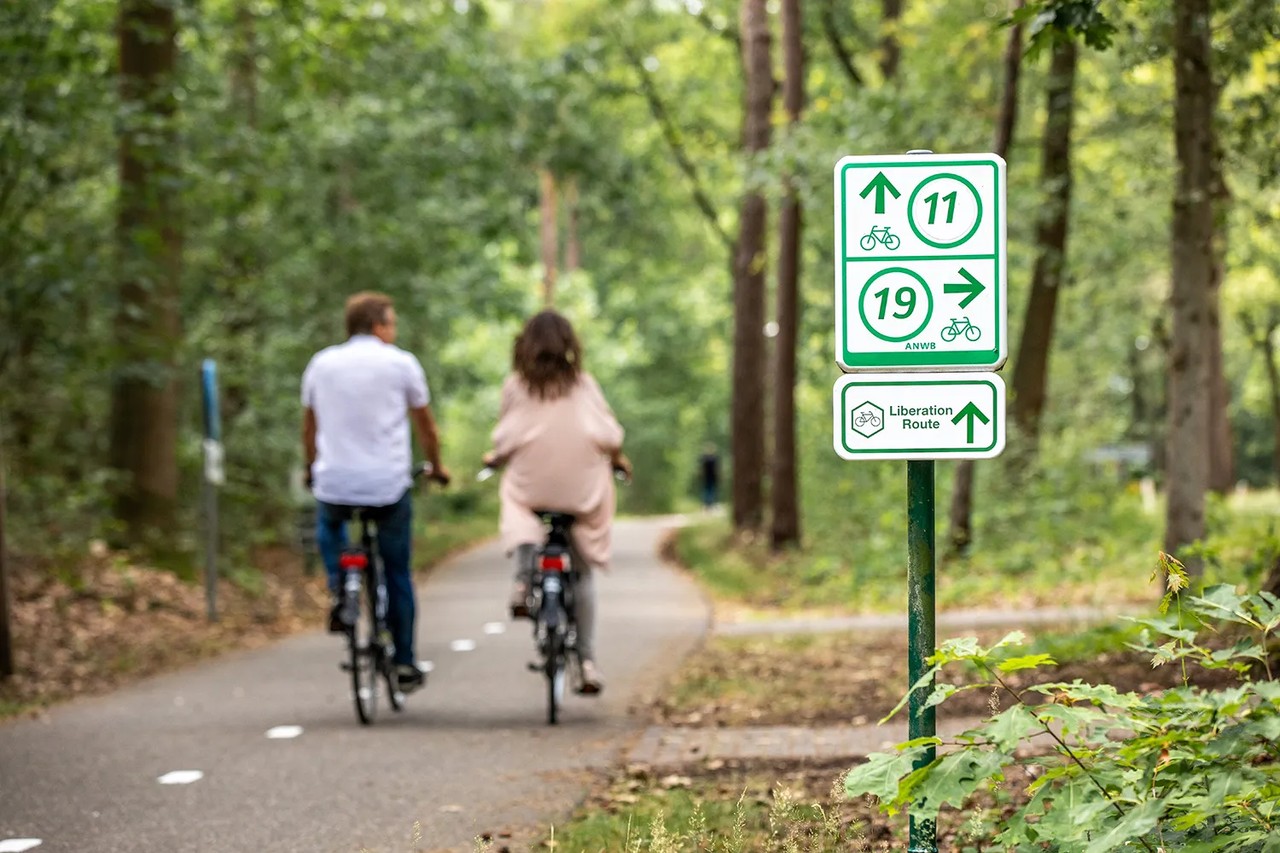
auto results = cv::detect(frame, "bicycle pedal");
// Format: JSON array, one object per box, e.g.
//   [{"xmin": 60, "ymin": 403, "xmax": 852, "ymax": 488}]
[
  {"xmin": 339, "ymin": 662, "xmax": 353, "ymax": 672},
  {"xmin": 527, "ymin": 661, "xmax": 542, "ymax": 672}
]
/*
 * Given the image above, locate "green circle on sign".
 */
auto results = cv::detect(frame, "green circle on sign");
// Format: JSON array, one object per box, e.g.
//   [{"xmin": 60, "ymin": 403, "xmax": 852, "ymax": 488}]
[
  {"xmin": 907, "ymin": 173, "xmax": 982, "ymax": 249},
  {"xmin": 858, "ymin": 267, "xmax": 934, "ymax": 343}
]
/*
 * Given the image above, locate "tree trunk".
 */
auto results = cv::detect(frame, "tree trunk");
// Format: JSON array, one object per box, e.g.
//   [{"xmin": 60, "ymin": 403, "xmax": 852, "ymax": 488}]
[
  {"xmin": 1264, "ymin": 329, "xmax": 1280, "ymax": 487},
  {"xmin": 879, "ymin": 0, "xmax": 903, "ymax": 82},
  {"xmin": 564, "ymin": 175, "xmax": 581, "ymax": 274},
  {"xmin": 1206, "ymin": 127, "xmax": 1234, "ymax": 493},
  {"xmin": 732, "ymin": 0, "xmax": 772, "ymax": 533},
  {"xmin": 1164, "ymin": 0, "xmax": 1216, "ymax": 571},
  {"xmin": 539, "ymin": 168, "xmax": 558, "ymax": 305},
  {"xmin": 110, "ymin": 0, "xmax": 181, "ymax": 542},
  {"xmin": 771, "ymin": 0, "xmax": 804, "ymax": 551},
  {"xmin": 0, "ymin": 457, "xmax": 12, "ymax": 678},
  {"xmin": 1010, "ymin": 39, "xmax": 1077, "ymax": 439},
  {"xmin": 947, "ymin": 1, "xmax": 1024, "ymax": 554}
]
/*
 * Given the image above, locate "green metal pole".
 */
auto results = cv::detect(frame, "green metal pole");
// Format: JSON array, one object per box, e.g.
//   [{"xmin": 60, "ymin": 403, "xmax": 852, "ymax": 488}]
[{"xmin": 907, "ymin": 459, "xmax": 937, "ymax": 852}]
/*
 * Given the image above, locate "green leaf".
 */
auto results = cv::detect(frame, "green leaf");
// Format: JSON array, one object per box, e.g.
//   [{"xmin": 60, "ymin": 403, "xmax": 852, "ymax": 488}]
[
  {"xmin": 843, "ymin": 747, "xmax": 929, "ymax": 805},
  {"xmin": 1083, "ymin": 797, "xmax": 1163, "ymax": 853},
  {"xmin": 996, "ymin": 653, "xmax": 1057, "ymax": 673},
  {"xmin": 979, "ymin": 704, "xmax": 1044, "ymax": 751},
  {"xmin": 908, "ymin": 749, "xmax": 1009, "ymax": 819}
]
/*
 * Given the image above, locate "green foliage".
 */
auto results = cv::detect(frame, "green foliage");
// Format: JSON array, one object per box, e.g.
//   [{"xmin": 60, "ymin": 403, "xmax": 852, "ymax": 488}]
[{"xmin": 845, "ymin": 566, "xmax": 1280, "ymax": 850}]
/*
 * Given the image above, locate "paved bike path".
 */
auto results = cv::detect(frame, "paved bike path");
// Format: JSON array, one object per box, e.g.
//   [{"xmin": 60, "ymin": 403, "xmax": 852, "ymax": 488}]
[{"xmin": 0, "ymin": 516, "xmax": 708, "ymax": 853}]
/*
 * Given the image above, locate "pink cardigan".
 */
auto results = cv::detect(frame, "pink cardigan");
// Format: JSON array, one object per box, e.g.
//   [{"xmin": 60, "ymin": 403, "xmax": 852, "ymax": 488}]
[{"xmin": 491, "ymin": 372, "xmax": 624, "ymax": 569}]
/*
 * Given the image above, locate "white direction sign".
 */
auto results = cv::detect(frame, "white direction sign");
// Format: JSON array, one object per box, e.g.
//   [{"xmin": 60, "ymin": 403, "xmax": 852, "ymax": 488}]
[
  {"xmin": 833, "ymin": 373, "xmax": 1006, "ymax": 460},
  {"xmin": 834, "ymin": 153, "xmax": 1006, "ymax": 372}
]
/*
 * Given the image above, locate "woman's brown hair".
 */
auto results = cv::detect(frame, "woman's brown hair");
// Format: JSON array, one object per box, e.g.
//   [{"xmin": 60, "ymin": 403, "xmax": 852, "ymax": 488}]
[{"xmin": 512, "ymin": 310, "xmax": 582, "ymax": 400}]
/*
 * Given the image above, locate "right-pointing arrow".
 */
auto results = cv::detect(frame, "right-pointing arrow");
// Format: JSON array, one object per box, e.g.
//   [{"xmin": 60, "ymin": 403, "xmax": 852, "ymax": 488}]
[
  {"xmin": 944, "ymin": 268, "xmax": 986, "ymax": 309},
  {"xmin": 951, "ymin": 402, "xmax": 990, "ymax": 444}
]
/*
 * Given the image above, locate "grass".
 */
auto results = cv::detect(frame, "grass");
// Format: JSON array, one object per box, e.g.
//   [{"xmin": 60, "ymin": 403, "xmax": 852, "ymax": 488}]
[{"xmin": 675, "ymin": 478, "xmax": 1278, "ymax": 616}]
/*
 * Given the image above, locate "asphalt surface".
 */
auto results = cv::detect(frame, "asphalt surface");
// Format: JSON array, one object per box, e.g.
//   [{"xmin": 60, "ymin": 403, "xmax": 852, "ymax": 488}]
[{"xmin": 0, "ymin": 516, "xmax": 708, "ymax": 853}]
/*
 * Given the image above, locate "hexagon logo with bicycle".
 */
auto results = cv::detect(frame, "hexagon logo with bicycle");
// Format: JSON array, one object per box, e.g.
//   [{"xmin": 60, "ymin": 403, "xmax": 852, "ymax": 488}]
[{"xmin": 850, "ymin": 401, "xmax": 885, "ymax": 438}]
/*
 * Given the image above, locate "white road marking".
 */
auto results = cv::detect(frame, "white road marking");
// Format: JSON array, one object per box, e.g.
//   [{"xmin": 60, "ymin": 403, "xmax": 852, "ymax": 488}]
[
  {"xmin": 482, "ymin": 622, "xmax": 506, "ymax": 635},
  {"xmin": 157, "ymin": 770, "xmax": 203, "ymax": 785},
  {"xmin": 0, "ymin": 840, "xmax": 43, "ymax": 852},
  {"xmin": 265, "ymin": 725, "xmax": 303, "ymax": 739},
  {"xmin": 450, "ymin": 639, "xmax": 476, "ymax": 652}
]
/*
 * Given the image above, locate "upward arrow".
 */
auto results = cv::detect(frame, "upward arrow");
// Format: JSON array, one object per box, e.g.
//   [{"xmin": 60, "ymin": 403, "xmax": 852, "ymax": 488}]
[
  {"xmin": 858, "ymin": 172, "xmax": 901, "ymax": 215},
  {"xmin": 944, "ymin": 268, "xmax": 986, "ymax": 309},
  {"xmin": 951, "ymin": 402, "xmax": 990, "ymax": 444}
]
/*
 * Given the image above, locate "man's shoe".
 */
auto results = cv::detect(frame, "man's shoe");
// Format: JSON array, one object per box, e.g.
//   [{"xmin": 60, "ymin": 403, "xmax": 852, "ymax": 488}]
[
  {"xmin": 509, "ymin": 581, "xmax": 532, "ymax": 619},
  {"xmin": 578, "ymin": 659, "xmax": 604, "ymax": 695},
  {"xmin": 328, "ymin": 601, "xmax": 346, "ymax": 633},
  {"xmin": 396, "ymin": 664, "xmax": 426, "ymax": 692}
]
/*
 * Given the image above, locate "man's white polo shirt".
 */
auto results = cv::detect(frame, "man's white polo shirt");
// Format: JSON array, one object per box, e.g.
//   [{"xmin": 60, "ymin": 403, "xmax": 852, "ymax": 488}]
[{"xmin": 301, "ymin": 335, "xmax": 430, "ymax": 507}]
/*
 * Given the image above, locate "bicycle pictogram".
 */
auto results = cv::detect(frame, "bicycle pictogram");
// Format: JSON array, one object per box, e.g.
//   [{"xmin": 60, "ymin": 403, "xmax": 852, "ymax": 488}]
[
  {"xmin": 854, "ymin": 410, "xmax": 882, "ymax": 429},
  {"xmin": 859, "ymin": 225, "xmax": 901, "ymax": 252},
  {"xmin": 940, "ymin": 316, "xmax": 982, "ymax": 343}
]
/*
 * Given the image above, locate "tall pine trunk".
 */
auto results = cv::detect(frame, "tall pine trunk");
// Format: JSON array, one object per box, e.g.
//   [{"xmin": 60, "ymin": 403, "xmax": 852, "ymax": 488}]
[
  {"xmin": 1010, "ymin": 39, "xmax": 1078, "ymax": 438},
  {"xmin": 539, "ymin": 168, "xmax": 558, "ymax": 306},
  {"xmin": 731, "ymin": 0, "xmax": 773, "ymax": 533},
  {"xmin": 948, "ymin": 1, "xmax": 1023, "ymax": 553},
  {"xmin": 1207, "ymin": 130, "xmax": 1234, "ymax": 493},
  {"xmin": 879, "ymin": 0, "xmax": 903, "ymax": 81},
  {"xmin": 110, "ymin": 0, "xmax": 181, "ymax": 542},
  {"xmin": 1164, "ymin": 0, "xmax": 1215, "ymax": 570},
  {"xmin": 771, "ymin": 0, "xmax": 804, "ymax": 550}
]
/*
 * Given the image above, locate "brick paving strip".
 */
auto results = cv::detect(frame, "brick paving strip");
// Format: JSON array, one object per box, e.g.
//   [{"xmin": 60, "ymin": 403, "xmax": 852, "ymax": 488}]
[
  {"xmin": 626, "ymin": 605, "xmax": 1135, "ymax": 769},
  {"xmin": 627, "ymin": 716, "xmax": 990, "ymax": 769}
]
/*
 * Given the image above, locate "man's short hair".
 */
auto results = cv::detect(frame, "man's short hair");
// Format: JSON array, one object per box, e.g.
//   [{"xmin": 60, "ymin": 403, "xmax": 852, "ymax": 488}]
[{"xmin": 345, "ymin": 292, "xmax": 393, "ymax": 337}]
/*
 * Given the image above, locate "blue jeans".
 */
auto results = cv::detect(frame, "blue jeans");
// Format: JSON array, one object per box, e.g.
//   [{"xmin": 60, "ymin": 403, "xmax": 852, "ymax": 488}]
[{"xmin": 316, "ymin": 491, "xmax": 416, "ymax": 666}]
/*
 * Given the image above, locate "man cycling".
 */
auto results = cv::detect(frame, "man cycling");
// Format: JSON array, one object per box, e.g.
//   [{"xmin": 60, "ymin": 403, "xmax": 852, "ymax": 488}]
[{"xmin": 301, "ymin": 292, "xmax": 451, "ymax": 692}]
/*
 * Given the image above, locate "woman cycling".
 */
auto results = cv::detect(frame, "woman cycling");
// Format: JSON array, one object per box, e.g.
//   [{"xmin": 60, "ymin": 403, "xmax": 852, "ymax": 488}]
[{"xmin": 484, "ymin": 309, "xmax": 630, "ymax": 695}]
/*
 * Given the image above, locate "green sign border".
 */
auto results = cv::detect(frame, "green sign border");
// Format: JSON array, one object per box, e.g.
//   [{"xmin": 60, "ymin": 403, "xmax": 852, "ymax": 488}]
[
  {"xmin": 839, "ymin": 159, "xmax": 1001, "ymax": 369},
  {"xmin": 839, "ymin": 379, "xmax": 1000, "ymax": 455}
]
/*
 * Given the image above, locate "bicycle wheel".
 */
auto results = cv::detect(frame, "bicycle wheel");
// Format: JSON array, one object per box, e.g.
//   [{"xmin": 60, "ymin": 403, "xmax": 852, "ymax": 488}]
[
  {"xmin": 859, "ymin": 234, "xmax": 876, "ymax": 251},
  {"xmin": 964, "ymin": 325, "xmax": 982, "ymax": 341},
  {"xmin": 350, "ymin": 579, "xmax": 378, "ymax": 725},
  {"xmin": 941, "ymin": 326, "xmax": 958, "ymax": 343},
  {"xmin": 885, "ymin": 234, "xmax": 901, "ymax": 250},
  {"xmin": 545, "ymin": 629, "xmax": 566, "ymax": 725}
]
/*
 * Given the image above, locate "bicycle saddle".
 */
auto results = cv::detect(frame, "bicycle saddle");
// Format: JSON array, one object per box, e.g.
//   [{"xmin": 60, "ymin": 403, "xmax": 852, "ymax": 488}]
[{"xmin": 533, "ymin": 510, "xmax": 577, "ymax": 528}]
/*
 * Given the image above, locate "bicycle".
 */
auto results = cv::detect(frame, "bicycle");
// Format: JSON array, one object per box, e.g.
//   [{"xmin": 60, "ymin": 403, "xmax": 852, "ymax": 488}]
[
  {"xmin": 940, "ymin": 316, "xmax": 982, "ymax": 342},
  {"xmin": 859, "ymin": 225, "xmax": 901, "ymax": 251},
  {"xmin": 335, "ymin": 463, "xmax": 432, "ymax": 725},
  {"xmin": 854, "ymin": 411, "xmax": 882, "ymax": 429},
  {"xmin": 477, "ymin": 463, "xmax": 627, "ymax": 725}
]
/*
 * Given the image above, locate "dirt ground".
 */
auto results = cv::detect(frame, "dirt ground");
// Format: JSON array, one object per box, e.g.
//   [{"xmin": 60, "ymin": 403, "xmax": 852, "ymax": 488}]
[{"xmin": 0, "ymin": 545, "xmax": 330, "ymax": 718}]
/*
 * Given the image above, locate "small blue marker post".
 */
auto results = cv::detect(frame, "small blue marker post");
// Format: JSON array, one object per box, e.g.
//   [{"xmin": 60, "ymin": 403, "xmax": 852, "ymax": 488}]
[{"xmin": 200, "ymin": 359, "xmax": 223, "ymax": 622}]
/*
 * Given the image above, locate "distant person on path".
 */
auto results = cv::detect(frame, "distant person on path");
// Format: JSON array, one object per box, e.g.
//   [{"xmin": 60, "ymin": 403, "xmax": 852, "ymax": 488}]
[
  {"xmin": 699, "ymin": 443, "xmax": 720, "ymax": 511},
  {"xmin": 301, "ymin": 292, "xmax": 451, "ymax": 692},
  {"xmin": 483, "ymin": 309, "xmax": 630, "ymax": 694}
]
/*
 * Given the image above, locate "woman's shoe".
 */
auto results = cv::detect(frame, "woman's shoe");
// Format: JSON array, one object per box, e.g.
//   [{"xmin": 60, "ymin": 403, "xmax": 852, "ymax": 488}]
[{"xmin": 578, "ymin": 659, "xmax": 604, "ymax": 695}]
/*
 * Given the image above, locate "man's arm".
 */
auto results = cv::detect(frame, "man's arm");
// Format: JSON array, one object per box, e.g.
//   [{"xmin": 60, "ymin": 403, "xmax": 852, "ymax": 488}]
[
  {"xmin": 410, "ymin": 406, "xmax": 450, "ymax": 484},
  {"xmin": 302, "ymin": 407, "xmax": 318, "ymax": 487}
]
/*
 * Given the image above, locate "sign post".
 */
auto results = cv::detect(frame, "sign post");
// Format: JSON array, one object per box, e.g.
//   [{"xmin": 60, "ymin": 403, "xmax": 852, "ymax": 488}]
[
  {"xmin": 201, "ymin": 359, "xmax": 224, "ymax": 623},
  {"xmin": 833, "ymin": 151, "xmax": 1007, "ymax": 853}
]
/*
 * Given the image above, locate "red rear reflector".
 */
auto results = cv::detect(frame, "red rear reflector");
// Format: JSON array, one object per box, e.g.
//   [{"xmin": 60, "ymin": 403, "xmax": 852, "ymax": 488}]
[
  {"xmin": 340, "ymin": 553, "xmax": 367, "ymax": 570},
  {"xmin": 540, "ymin": 555, "xmax": 566, "ymax": 572}
]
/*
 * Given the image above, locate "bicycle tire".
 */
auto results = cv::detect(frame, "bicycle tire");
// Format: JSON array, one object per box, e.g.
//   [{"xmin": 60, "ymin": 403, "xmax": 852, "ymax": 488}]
[
  {"xmin": 885, "ymin": 234, "xmax": 901, "ymax": 250},
  {"xmin": 546, "ymin": 629, "xmax": 565, "ymax": 725},
  {"xmin": 964, "ymin": 326, "xmax": 981, "ymax": 342},
  {"xmin": 941, "ymin": 326, "xmax": 958, "ymax": 343},
  {"xmin": 859, "ymin": 234, "xmax": 876, "ymax": 252},
  {"xmin": 351, "ymin": 575, "xmax": 378, "ymax": 725}
]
